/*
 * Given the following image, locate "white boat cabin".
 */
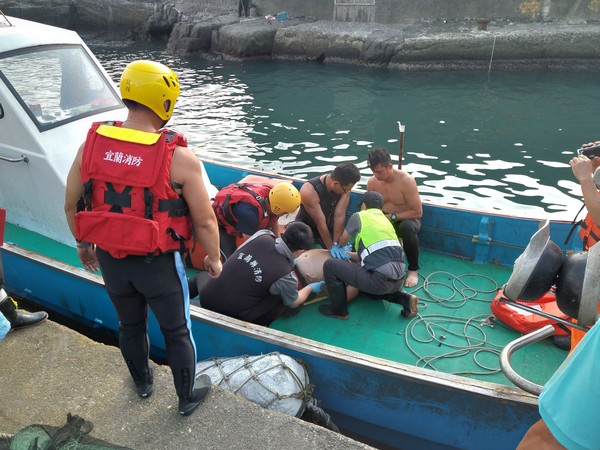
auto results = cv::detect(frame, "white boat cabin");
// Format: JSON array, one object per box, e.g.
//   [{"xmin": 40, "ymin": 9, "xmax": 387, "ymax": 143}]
[{"xmin": 0, "ymin": 14, "xmax": 127, "ymax": 245}]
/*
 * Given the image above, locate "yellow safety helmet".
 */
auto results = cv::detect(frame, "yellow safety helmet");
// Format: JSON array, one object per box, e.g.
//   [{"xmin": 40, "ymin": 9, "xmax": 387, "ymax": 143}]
[
  {"xmin": 269, "ymin": 182, "xmax": 301, "ymax": 215},
  {"xmin": 119, "ymin": 60, "xmax": 180, "ymax": 121}
]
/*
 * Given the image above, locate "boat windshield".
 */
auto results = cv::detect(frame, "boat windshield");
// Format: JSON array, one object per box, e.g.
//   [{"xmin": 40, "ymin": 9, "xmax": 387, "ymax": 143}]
[{"xmin": 0, "ymin": 44, "xmax": 122, "ymax": 130}]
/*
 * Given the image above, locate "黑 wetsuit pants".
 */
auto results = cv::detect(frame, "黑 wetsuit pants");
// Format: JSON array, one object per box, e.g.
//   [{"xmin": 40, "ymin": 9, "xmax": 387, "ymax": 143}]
[
  {"xmin": 393, "ymin": 218, "xmax": 421, "ymax": 272},
  {"xmin": 96, "ymin": 248, "xmax": 197, "ymax": 400},
  {"xmin": 238, "ymin": 0, "xmax": 249, "ymax": 17}
]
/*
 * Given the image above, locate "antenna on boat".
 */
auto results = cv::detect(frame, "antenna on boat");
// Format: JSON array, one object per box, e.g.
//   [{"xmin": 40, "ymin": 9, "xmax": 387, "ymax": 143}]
[
  {"xmin": 397, "ymin": 121, "xmax": 405, "ymax": 169},
  {"xmin": 0, "ymin": 10, "xmax": 12, "ymax": 27}
]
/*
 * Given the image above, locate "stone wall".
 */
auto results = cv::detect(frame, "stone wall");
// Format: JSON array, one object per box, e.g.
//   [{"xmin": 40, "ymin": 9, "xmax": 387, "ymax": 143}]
[
  {"xmin": 3, "ymin": 0, "xmax": 600, "ymax": 33},
  {"xmin": 3, "ymin": 0, "xmax": 600, "ymax": 69},
  {"xmin": 225, "ymin": 0, "xmax": 600, "ymax": 23}
]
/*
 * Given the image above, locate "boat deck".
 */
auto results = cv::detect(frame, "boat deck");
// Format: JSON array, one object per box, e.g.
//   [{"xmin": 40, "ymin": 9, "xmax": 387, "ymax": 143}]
[
  {"xmin": 3, "ymin": 221, "xmax": 567, "ymax": 389},
  {"xmin": 271, "ymin": 250, "xmax": 567, "ymax": 388}
]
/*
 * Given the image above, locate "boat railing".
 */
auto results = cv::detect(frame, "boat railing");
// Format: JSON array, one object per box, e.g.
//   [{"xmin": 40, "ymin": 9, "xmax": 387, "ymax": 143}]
[
  {"xmin": 499, "ymin": 324, "xmax": 556, "ymax": 395},
  {"xmin": 0, "ymin": 154, "xmax": 28, "ymax": 163}
]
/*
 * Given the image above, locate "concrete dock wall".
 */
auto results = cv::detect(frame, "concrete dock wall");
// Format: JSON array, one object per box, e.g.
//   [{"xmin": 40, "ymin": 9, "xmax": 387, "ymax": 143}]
[{"xmin": 2, "ymin": 0, "xmax": 600, "ymax": 31}]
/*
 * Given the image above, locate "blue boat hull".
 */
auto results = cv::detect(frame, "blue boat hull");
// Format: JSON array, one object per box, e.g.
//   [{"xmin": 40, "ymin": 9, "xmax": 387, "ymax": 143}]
[
  {"xmin": 201, "ymin": 160, "xmax": 580, "ymax": 268},
  {"xmin": 1, "ymin": 240, "xmax": 539, "ymax": 450}
]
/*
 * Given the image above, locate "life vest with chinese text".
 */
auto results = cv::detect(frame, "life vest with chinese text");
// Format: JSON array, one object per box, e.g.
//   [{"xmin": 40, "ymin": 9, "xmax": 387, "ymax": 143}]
[{"xmin": 75, "ymin": 121, "xmax": 192, "ymax": 258}]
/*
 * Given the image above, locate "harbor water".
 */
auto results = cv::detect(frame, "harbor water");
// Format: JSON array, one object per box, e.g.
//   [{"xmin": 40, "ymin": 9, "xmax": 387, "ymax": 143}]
[{"xmin": 89, "ymin": 40, "xmax": 600, "ymax": 221}]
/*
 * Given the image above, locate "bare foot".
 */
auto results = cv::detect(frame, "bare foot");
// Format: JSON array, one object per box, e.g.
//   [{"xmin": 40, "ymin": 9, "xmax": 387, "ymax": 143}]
[{"xmin": 404, "ymin": 271, "xmax": 419, "ymax": 287}]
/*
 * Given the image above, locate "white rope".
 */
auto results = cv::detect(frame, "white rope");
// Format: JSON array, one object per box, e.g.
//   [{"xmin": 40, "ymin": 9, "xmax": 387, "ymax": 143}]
[{"xmin": 401, "ymin": 271, "xmax": 504, "ymax": 376}]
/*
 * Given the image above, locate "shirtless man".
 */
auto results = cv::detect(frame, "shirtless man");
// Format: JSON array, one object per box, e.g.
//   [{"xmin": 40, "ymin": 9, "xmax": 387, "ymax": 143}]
[{"xmin": 367, "ymin": 148, "xmax": 422, "ymax": 287}]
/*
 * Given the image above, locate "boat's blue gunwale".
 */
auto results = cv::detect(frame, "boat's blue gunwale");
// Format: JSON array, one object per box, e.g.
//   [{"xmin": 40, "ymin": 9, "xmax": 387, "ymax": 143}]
[
  {"xmin": 191, "ymin": 304, "xmax": 539, "ymax": 406},
  {"xmin": 2, "ymin": 240, "xmax": 538, "ymax": 408}
]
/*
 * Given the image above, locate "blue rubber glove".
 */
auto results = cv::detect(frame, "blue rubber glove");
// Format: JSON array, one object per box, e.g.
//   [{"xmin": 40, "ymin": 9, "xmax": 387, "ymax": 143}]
[
  {"xmin": 343, "ymin": 243, "xmax": 353, "ymax": 252},
  {"xmin": 308, "ymin": 281, "xmax": 326, "ymax": 294},
  {"xmin": 329, "ymin": 244, "xmax": 351, "ymax": 260}
]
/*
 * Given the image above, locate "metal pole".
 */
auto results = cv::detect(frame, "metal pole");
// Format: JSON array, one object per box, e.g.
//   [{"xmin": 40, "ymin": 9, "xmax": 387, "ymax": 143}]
[
  {"xmin": 500, "ymin": 297, "xmax": 589, "ymax": 332},
  {"xmin": 499, "ymin": 324, "xmax": 556, "ymax": 395},
  {"xmin": 397, "ymin": 121, "xmax": 405, "ymax": 169}
]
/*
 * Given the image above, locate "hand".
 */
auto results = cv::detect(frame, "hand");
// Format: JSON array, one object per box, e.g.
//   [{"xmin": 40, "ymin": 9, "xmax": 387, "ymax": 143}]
[
  {"xmin": 570, "ymin": 155, "xmax": 595, "ymax": 182},
  {"xmin": 329, "ymin": 244, "xmax": 350, "ymax": 260},
  {"xmin": 343, "ymin": 243, "xmax": 352, "ymax": 252},
  {"xmin": 304, "ymin": 273, "xmax": 321, "ymax": 283},
  {"xmin": 308, "ymin": 281, "xmax": 326, "ymax": 294},
  {"xmin": 204, "ymin": 255, "xmax": 223, "ymax": 278},
  {"xmin": 77, "ymin": 245, "xmax": 99, "ymax": 272}
]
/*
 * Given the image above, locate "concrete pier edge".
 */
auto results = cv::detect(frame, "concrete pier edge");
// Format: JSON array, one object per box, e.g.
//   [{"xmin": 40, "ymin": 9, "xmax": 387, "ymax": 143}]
[{"xmin": 0, "ymin": 319, "xmax": 373, "ymax": 450}]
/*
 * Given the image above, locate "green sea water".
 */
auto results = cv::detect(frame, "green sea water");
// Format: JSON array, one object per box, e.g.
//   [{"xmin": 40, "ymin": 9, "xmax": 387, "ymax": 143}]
[{"xmin": 89, "ymin": 40, "xmax": 600, "ymax": 220}]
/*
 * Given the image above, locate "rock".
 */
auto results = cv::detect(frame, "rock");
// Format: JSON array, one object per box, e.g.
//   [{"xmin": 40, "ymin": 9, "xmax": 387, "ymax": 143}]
[
  {"xmin": 212, "ymin": 17, "xmax": 316, "ymax": 58},
  {"xmin": 168, "ymin": 14, "xmax": 239, "ymax": 55}
]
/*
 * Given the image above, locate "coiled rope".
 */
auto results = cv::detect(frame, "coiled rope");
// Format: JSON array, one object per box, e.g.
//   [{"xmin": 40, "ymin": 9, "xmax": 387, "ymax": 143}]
[{"xmin": 401, "ymin": 271, "xmax": 505, "ymax": 376}]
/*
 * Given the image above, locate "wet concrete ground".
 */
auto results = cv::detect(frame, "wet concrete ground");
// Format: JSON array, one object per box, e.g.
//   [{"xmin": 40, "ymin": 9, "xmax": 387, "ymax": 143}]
[{"xmin": 0, "ymin": 318, "xmax": 373, "ymax": 450}]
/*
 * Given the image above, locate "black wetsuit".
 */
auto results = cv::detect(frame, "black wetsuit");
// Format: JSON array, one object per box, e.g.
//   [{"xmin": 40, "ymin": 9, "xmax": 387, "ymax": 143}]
[
  {"xmin": 296, "ymin": 175, "xmax": 341, "ymax": 246},
  {"xmin": 96, "ymin": 248, "xmax": 197, "ymax": 400},
  {"xmin": 392, "ymin": 218, "xmax": 421, "ymax": 272},
  {"xmin": 238, "ymin": 0, "xmax": 249, "ymax": 17}
]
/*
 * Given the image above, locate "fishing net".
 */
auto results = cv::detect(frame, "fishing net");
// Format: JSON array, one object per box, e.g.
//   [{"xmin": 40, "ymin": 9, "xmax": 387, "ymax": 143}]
[
  {"xmin": 197, "ymin": 352, "xmax": 312, "ymax": 417},
  {"xmin": 196, "ymin": 352, "xmax": 339, "ymax": 432},
  {"xmin": 4, "ymin": 413, "xmax": 132, "ymax": 450}
]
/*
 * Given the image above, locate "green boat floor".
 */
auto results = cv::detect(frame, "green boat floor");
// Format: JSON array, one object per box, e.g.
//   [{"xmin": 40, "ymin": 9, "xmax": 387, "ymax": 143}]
[
  {"xmin": 271, "ymin": 251, "xmax": 567, "ymax": 388},
  {"xmin": 4, "ymin": 221, "xmax": 567, "ymax": 389}
]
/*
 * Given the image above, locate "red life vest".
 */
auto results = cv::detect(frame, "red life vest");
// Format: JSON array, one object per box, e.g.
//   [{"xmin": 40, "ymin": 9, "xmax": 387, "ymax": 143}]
[
  {"xmin": 212, "ymin": 176, "xmax": 278, "ymax": 235},
  {"xmin": 578, "ymin": 212, "xmax": 600, "ymax": 250},
  {"xmin": 75, "ymin": 122, "xmax": 192, "ymax": 258}
]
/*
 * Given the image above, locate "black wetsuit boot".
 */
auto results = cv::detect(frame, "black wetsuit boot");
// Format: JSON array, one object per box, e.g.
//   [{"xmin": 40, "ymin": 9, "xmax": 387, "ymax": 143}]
[
  {"xmin": 384, "ymin": 291, "xmax": 419, "ymax": 318},
  {"xmin": 177, "ymin": 368, "xmax": 212, "ymax": 416},
  {"xmin": 318, "ymin": 283, "xmax": 349, "ymax": 319},
  {"xmin": 120, "ymin": 321, "xmax": 153, "ymax": 398}
]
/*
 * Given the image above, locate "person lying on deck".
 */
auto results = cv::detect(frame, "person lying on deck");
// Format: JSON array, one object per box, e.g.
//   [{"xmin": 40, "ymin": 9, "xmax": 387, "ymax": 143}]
[{"xmin": 194, "ymin": 222, "xmax": 325, "ymax": 326}]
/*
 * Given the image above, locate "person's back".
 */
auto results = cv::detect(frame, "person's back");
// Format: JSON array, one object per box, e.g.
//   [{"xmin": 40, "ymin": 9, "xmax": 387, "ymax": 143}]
[
  {"xmin": 200, "ymin": 231, "xmax": 291, "ymax": 325},
  {"xmin": 199, "ymin": 221, "xmax": 319, "ymax": 326},
  {"xmin": 64, "ymin": 60, "xmax": 222, "ymax": 417},
  {"xmin": 212, "ymin": 180, "xmax": 301, "ymax": 257},
  {"xmin": 318, "ymin": 191, "xmax": 418, "ymax": 319}
]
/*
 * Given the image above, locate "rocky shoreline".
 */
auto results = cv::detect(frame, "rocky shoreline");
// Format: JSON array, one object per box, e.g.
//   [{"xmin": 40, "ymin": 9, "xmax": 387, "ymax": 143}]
[
  {"xmin": 163, "ymin": 13, "xmax": 600, "ymax": 71},
  {"xmin": 4, "ymin": 0, "xmax": 600, "ymax": 70}
]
